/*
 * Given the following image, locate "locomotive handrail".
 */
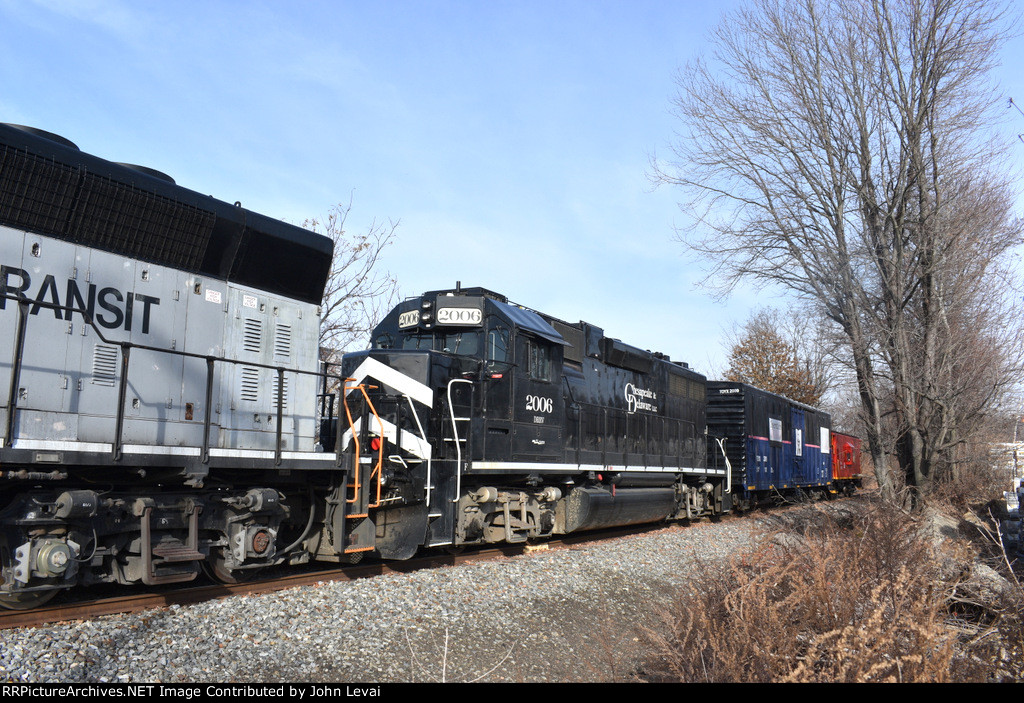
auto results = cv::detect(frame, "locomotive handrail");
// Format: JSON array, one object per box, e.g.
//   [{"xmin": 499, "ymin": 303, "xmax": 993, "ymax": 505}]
[
  {"xmin": 340, "ymin": 380, "xmax": 385, "ymax": 510},
  {"xmin": 570, "ymin": 400, "xmax": 697, "ymax": 471},
  {"xmin": 402, "ymin": 394, "xmax": 433, "ymax": 505},
  {"xmin": 113, "ymin": 343, "xmax": 131, "ymax": 461},
  {"xmin": 1, "ymin": 292, "xmax": 346, "ymax": 466},
  {"xmin": 316, "ymin": 362, "xmax": 337, "ymax": 459},
  {"xmin": 340, "ymin": 383, "xmax": 361, "ymax": 505},
  {"xmin": 202, "ymin": 357, "xmax": 215, "ymax": 464},
  {"xmin": 446, "ymin": 378, "xmax": 474, "ymax": 503},
  {"xmin": 274, "ymin": 367, "xmax": 285, "ymax": 466},
  {"xmin": 714, "ymin": 436, "xmax": 733, "ymax": 494},
  {"xmin": 4, "ymin": 298, "xmax": 30, "ymax": 449},
  {"xmin": 361, "ymin": 386, "xmax": 385, "ymax": 509}
]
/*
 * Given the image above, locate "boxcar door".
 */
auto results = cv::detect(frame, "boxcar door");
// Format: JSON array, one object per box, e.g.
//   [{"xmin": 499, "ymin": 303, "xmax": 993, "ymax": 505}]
[{"xmin": 791, "ymin": 407, "xmax": 807, "ymax": 485}]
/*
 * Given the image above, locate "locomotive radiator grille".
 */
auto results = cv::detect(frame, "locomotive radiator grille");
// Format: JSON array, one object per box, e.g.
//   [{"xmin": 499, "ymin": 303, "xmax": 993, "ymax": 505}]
[
  {"xmin": 0, "ymin": 143, "xmax": 216, "ymax": 272},
  {"xmin": 0, "ymin": 145, "xmax": 78, "ymax": 236}
]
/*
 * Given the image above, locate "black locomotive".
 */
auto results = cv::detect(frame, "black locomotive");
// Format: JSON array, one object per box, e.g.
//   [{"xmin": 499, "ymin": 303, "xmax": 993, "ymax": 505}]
[
  {"xmin": 0, "ymin": 124, "xmax": 846, "ymax": 609},
  {"xmin": 333, "ymin": 286, "xmax": 720, "ymax": 560}
]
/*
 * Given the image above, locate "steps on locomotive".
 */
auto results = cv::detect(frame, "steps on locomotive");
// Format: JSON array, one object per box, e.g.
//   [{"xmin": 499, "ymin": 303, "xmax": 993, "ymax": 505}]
[
  {"xmin": 336, "ymin": 383, "xmax": 384, "ymax": 557},
  {"xmin": 322, "ymin": 418, "xmax": 374, "ymax": 556},
  {"xmin": 443, "ymin": 415, "xmax": 471, "ymax": 444},
  {"xmin": 137, "ymin": 504, "xmax": 204, "ymax": 585},
  {"xmin": 344, "ymin": 454, "xmax": 377, "ymax": 555},
  {"xmin": 425, "ymin": 399, "xmax": 469, "ymax": 548},
  {"xmin": 425, "ymin": 466, "xmax": 458, "ymax": 547}
]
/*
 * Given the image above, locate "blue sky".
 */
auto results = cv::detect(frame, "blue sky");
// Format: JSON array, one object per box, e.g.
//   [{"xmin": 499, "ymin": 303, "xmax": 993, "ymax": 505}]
[{"xmin": 3, "ymin": 0, "xmax": 1023, "ymax": 376}]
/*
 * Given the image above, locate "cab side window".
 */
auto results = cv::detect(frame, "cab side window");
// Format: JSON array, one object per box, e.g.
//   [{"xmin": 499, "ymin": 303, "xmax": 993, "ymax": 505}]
[
  {"xmin": 527, "ymin": 338, "xmax": 551, "ymax": 382},
  {"xmin": 487, "ymin": 327, "xmax": 510, "ymax": 363}
]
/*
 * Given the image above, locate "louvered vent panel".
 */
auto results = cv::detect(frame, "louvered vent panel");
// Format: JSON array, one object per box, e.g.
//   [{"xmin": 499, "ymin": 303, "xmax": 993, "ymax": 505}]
[
  {"xmin": 0, "ymin": 144, "xmax": 215, "ymax": 270},
  {"xmin": 551, "ymin": 321, "xmax": 584, "ymax": 364},
  {"xmin": 242, "ymin": 319, "xmax": 262, "ymax": 353},
  {"xmin": 240, "ymin": 367, "xmax": 260, "ymax": 402},
  {"xmin": 274, "ymin": 324, "xmax": 291, "ymax": 360},
  {"xmin": 91, "ymin": 344, "xmax": 119, "ymax": 386}
]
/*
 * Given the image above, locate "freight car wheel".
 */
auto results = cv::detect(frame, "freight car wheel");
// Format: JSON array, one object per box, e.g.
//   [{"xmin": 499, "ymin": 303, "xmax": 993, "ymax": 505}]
[{"xmin": 0, "ymin": 589, "xmax": 59, "ymax": 611}]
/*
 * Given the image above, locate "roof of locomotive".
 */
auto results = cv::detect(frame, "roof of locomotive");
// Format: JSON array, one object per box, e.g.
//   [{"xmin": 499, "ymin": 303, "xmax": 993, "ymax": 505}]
[
  {"xmin": 0, "ymin": 123, "xmax": 333, "ymax": 305},
  {"xmin": 384, "ymin": 286, "xmax": 567, "ymax": 346},
  {"xmin": 385, "ymin": 286, "xmax": 703, "ymax": 376}
]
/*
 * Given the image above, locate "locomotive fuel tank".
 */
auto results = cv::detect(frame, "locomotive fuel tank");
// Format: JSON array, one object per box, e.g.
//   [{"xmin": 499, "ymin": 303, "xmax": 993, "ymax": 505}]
[{"xmin": 558, "ymin": 486, "xmax": 677, "ymax": 532}]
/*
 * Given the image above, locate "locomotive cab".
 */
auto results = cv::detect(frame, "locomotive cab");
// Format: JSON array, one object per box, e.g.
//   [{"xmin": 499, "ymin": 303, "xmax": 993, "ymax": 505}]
[
  {"xmin": 369, "ymin": 286, "xmax": 570, "ymax": 467},
  {"xmin": 334, "ymin": 288, "xmax": 573, "ymax": 556}
]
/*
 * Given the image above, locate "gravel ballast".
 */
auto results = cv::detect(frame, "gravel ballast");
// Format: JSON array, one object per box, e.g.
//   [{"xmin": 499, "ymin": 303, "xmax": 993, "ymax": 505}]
[{"xmin": 0, "ymin": 516, "xmax": 767, "ymax": 683}]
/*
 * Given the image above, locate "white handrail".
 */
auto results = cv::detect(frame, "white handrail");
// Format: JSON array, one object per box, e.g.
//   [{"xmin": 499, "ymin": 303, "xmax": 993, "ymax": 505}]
[
  {"xmin": 404, "ymin": 395, "xmax": 432, "ymax": 504},
  {"xmin": 714, "ymin": 436, "xmax": 732, "ymax": 495},
  {"xmin": 447, "ymin": 379, "xmax": 473, "ymax": 502}
]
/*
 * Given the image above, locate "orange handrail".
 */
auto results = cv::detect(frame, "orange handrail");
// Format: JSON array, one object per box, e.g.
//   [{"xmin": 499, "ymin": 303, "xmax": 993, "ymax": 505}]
[
  {"xmin": 341, "ymin": 380, "xmax": 385, "ymax": 509},
  {"xmin": 340, "ymin": 378, "xmax": 361, "ymax": 504}
]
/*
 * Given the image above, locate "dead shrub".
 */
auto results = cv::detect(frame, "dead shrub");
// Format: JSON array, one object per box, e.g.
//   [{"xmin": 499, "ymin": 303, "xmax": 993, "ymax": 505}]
[
  {"xmin": 638, "ymin": 499, "xmax": 974, "ymax": 682},
  {"xmin": 926, "ymin": 448, "xmax": 1011, "ymax": 515}
]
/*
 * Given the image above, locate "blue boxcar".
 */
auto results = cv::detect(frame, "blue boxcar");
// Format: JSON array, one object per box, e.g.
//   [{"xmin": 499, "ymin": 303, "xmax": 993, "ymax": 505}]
[{"xmin": 706, "ymin": 382, "xmax": 832, "ymax": 510}]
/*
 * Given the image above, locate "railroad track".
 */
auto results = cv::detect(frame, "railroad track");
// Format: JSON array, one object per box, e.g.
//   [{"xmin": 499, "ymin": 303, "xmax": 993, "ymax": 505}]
[{"xmin": 0, "ymin": 523, "xmax": 672, "ymax": 630}]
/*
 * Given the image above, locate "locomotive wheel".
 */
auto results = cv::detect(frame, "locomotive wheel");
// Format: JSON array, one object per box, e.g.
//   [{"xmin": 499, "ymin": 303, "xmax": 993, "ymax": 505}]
[
  {"xmin": 202, "ymin": 555, "xmax": 264, "ymax": 585},
  {"xmin": 0, "ymin": 589, "xmax": 60, "ymax": 611}
]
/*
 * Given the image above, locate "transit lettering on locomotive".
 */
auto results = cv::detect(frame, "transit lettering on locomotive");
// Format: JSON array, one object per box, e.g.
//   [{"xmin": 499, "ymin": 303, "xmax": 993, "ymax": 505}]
[{"xmin": 1, "ymin": 264, "xmax": 160, "ymax": 334}]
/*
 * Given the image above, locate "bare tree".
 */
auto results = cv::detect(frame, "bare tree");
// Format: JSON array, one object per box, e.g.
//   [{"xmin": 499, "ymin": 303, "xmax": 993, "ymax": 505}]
[
  {"xmin": 652, "ymin": 0, "xmax": 1023, "ymax": 500},
  {"xmin": 303, "ymin": 199, "xmax": 400, "ymax": 371},
  {"xmin": 724, "ymin": 307, "xmax": 831, "ymax": 406}
]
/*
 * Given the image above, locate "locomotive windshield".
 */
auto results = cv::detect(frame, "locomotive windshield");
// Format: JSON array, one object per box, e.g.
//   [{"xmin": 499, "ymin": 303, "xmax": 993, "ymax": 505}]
[
  {"xmin": 399, "ymin": 330, "xmax": 482, "ymax": 356},
  {"xmin": 374, "ymin": 326, "xmax": 512, "ymax": 365}
]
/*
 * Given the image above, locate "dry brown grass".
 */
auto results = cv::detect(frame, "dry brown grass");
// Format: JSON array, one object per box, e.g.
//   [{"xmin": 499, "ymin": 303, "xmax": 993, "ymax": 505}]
[{"xmin": 635, "ymin": 498, "xmax": 1009, "ymax": 682}]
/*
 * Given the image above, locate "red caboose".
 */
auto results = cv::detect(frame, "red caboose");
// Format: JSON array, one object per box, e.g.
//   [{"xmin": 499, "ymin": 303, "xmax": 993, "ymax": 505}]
[{"xmin": 831, "ymin": 431, "xmax": 862, "ymax": 493}]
